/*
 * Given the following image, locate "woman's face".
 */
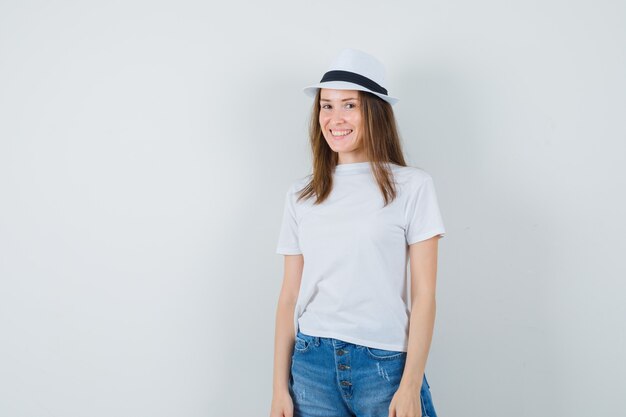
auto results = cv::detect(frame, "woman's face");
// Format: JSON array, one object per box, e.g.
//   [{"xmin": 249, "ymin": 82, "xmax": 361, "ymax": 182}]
[{"xmin": 319, "ymin": 88, "xmax": 365, "ymax": 161}]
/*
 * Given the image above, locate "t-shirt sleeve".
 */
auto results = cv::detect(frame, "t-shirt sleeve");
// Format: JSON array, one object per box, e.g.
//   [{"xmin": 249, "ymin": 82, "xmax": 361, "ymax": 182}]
[
  {"xmin": 276, "ymin": 183, "xmax": 303, "ymax": 255},
  {"xmin": 405, "ymin": 174, "xmax": 446, "ymax": 245}
]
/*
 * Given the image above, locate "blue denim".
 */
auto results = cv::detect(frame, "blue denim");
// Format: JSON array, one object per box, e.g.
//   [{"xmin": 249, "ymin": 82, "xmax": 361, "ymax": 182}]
[{"xmin": 289, "ymin": 328, "xmax": 438, "ymax": 417}]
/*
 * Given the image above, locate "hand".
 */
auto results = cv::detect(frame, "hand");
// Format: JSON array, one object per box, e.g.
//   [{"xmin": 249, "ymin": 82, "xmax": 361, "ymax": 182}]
[
  {"xmin": 270, "ymin": 389, "xmax": 294, "ymax": 417},
  {"xmin": 388, "ymin": 383, "xmax": 422, "ymax": 417}
]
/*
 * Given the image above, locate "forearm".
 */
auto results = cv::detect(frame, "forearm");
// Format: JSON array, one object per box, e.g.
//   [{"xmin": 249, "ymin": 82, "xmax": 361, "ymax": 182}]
[
  {"xmin": 399, "ymin": 294, "xmax": 436, "ymax": 389},
  {"xmin": 272, "ymin": 295, "xmax": 296, "ymax": 393}
]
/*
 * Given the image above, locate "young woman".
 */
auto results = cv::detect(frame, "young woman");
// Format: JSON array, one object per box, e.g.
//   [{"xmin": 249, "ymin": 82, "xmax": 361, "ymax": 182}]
[{"xmin": 270, "ymin": 49, "xmax": 446, "ymax": 417}]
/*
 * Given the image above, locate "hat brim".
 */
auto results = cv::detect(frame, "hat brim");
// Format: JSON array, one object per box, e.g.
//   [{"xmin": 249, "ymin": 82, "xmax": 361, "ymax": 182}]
[{"xmin": 303, "ymin": 80, "xmax": 399, "ymax": 105}]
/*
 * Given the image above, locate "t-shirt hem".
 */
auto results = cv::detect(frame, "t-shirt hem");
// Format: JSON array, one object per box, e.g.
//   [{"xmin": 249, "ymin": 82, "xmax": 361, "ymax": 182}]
[
  {"xmin": 276, "ymin": 247, "xmax": 302, "ymax": 255},
  {"xmin": 407, "ymin": 229, "xmax": 446, "ymax": 245},
  {"xmin": 298, "ymin": 325, "xmax": 408, "ymax": 352}
]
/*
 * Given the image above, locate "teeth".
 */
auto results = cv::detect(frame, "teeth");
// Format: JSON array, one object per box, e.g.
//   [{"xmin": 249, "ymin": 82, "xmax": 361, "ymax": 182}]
[{"xmin": 332, "ymin": 130, "xmax": 352, "ymax": 136}]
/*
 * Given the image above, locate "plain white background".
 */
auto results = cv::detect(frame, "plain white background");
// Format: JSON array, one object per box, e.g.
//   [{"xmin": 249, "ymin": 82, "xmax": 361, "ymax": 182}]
[{"xmin": 1, "ymin": 1, "xmax": 624, "ymax": 416}]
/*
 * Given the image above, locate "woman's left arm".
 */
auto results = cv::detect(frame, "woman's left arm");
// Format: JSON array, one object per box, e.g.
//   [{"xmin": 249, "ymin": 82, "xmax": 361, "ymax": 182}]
[{"xmin": 388, "ymin": 234, "xmax": 441, "ymax": 417}]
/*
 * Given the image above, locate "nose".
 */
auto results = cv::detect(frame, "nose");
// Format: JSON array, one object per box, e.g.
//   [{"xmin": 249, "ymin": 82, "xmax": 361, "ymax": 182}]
[{"xmin": 331, "ymin": 108, "xmax": 345, "ymax": 124}]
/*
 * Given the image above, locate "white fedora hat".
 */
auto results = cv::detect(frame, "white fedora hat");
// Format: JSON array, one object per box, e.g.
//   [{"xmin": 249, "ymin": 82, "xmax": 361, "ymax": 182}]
[{"xmin": 303, "ymin": 48, "xmax": 399, "ymax": 105}]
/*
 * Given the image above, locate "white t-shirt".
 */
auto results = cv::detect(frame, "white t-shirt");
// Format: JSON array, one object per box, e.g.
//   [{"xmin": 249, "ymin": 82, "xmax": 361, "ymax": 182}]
[{"xmin": 275, "ymin": 161, "xmax": 446, "ymax": 352}]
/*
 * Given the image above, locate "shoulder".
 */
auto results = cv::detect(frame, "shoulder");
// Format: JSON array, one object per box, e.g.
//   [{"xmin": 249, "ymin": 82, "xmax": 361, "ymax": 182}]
[
  {"xmin": 290, "ymin": 174, "xmax": 312, "ymax": 192},
  {"xmin": 389, "ymin": 163, "xmax": 434, "ymax": 187},
  {"xmin": 283, "ymin": 174, "xmax": 312, "ymax": 201}
]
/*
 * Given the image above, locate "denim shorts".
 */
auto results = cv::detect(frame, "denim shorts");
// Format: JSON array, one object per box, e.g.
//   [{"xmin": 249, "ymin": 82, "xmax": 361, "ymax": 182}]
[{"xmin": 289, "ymin": 328, "xmax": 438, "ymax": 417}]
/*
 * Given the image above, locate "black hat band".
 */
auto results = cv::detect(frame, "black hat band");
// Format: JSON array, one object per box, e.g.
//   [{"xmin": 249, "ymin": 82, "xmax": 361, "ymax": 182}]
[{"xmin": 319, "ymin": 70, "xmax": 388, "ymax": 95}]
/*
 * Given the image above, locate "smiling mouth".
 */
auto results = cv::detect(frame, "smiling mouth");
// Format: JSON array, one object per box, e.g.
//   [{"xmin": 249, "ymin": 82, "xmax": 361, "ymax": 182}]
[{"xmin": 330, "ymin": 129, "xmax": 353, "ymax": 137}]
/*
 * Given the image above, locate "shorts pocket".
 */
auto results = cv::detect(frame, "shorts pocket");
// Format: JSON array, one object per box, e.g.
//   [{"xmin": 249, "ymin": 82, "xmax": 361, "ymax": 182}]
[
  {"xmin": 294, "ymin": 331, "xmax": 314, "ymax": 353},
  {"xmin": 365, "ymin": 346, "xmax": 406, "ymax": 360}
]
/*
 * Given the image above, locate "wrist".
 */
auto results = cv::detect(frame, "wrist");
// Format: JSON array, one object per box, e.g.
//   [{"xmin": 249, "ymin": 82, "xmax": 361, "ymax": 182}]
[
  {"xmin": 272, "ymin": 385, "xmax": 291, "ymax": 397},
  {"xmin": 399, "ymin": 375, "xmax": 424, "ymax": 391}
]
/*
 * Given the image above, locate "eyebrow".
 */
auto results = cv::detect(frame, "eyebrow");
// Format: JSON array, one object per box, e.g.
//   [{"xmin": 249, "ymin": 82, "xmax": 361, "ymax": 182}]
[{"xmin": 319, "ymin": 97, "xmax": 360, "ymax": 102}]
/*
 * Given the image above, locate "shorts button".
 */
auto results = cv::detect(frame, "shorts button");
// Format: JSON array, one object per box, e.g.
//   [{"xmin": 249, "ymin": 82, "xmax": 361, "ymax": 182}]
[{"xmin": 336, "ymin": 349, "xmax": 344, "ymax": 356}]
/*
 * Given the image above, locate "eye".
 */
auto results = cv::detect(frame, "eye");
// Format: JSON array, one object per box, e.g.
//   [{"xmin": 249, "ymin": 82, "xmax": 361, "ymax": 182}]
[
  {"xmin": 345, "ymin": 103, "xmax": 356, "ymax": 109},
  {"xmin": 321, "ymin": 104, "xmax": 331, "ymax": 109}
]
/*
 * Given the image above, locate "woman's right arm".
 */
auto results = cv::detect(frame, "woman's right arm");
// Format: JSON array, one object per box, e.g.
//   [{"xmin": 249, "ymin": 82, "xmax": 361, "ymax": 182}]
[{"xmin": 270, "ymin": 254, "xmax": 304, "ymax": 417}]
